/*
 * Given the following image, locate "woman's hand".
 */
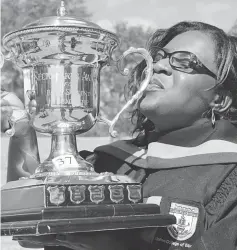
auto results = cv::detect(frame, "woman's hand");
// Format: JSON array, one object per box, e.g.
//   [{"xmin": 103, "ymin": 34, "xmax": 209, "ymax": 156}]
[
  {"xmin": 16, "ymin": 231, "xmax": 131, "ymax": 250},
  {"xmin": 1, "ymin": 97, "xmax": 13, "ymax": 132},
  {"xmin": 1, "ymin": 90, "xmax": 30, "ymax": 137}
]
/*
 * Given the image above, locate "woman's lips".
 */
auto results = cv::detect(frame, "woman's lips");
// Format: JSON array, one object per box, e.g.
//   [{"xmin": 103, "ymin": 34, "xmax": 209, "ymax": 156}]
[{"xmin": 146, "ymin": 78, "xmax": 165, "ymax": 91}]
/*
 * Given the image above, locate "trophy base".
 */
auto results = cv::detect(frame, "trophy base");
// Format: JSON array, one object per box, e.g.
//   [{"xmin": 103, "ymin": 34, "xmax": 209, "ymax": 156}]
[
  {"xmin": 1, "ymin": 175, "xmax": 176, "ymax": 236},
  {"xmin": 2, "ymin": 204, "xmax": 176, "ymax": 236}
]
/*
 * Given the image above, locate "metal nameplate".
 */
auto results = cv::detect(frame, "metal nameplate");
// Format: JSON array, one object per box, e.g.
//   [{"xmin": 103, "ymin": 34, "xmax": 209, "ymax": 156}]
[
  {"xmin": 88, "ymin": 185, "xmax": 105, "ymax": 204},
  {"xmin": 68, "ymin": 185, "xmax": 86, "ymax": 205},
  {"xmin": 108, "ymin": 184, "xmax": 124, "ymax": 203},
  {"xmin": 47, "ymin": 185, "xmax": 66, "ymax": 206},
  {"xmin": 127, "ymin": 185, "xmax": 142, "ymax": 203}
]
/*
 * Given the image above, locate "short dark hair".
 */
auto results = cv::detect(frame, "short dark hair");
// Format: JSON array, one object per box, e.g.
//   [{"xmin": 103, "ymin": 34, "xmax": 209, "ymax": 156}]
[{"xmin": 127, "ymin": 21, "xmax": 237, "ymax": 139}]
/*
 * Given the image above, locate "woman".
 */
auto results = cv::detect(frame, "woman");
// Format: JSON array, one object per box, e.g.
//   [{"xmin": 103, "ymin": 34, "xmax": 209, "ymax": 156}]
[{"xmin": 1, "ymin": 21, "xmax": 237, "ymax": 250}]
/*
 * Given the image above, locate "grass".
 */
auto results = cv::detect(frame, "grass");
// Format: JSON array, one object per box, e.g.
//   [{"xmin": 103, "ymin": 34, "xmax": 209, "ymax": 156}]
[{"xmin": 1, "ymin": 136, "xmax": 116, "ymax": 250}]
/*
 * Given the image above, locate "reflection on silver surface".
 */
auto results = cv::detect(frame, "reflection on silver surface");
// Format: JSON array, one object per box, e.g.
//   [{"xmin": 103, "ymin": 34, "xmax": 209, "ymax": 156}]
[
  {"xmin": 23, "ymin": 64, "xmax": 100, "ymax": 134},
  {"xmin": 3, "ymin": 28, "xmax": 117, "ymax": 68},
  {"xmin": 2, "ymin": 2, "xmax": 119, "ymax": 172},
  {"xmin": 2, "ymin": 1, "xmax": 118, "ymax": 139},
  {"xmin": 1, "ymin": 1, "xmax": 153, "ymax": 177}
]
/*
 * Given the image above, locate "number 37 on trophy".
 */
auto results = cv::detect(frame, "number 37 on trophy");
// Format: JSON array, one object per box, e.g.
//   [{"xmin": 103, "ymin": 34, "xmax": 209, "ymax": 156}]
[{"xmin": 52, "ymin": 154, "xmax": 79, "ymax": 169}]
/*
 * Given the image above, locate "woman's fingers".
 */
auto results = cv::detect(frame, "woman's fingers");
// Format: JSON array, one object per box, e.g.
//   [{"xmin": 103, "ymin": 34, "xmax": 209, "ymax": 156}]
[
  {"xmin": 56, "ymin": 231, "xmax": 129, "ymax": 250},
  {"xmin": 1, "ymin": 92, "xmax": 30, "ymax": 136},
  {"xmin": 16, "ymin": 231, "xmax": 130, "ymax": 250},
  {"xmin": 17, "ymin": 235, "xmax": 58, "ymax": 246},
  {"xmin": 1, "ymin": 91, "xmax": 24, "ymax": 109},
  {"xmin": 1, "ymin": 99, "xmax": 13, "ymax": 132},
  {"xmin": 1, "ymin": 98, "xmax": 13, "ymax": 115}
]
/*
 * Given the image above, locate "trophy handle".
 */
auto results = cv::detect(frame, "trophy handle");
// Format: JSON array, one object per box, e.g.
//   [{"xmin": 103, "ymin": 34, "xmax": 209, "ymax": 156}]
[{"xmin": 99, "ymin": 47, "xmax": 153, "ymax": 138}]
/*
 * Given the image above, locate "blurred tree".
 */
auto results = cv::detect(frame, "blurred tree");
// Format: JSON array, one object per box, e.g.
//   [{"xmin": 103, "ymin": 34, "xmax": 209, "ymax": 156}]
[{"xmin": 229, "ymin": 19, "xmax": 237, "ymax": 36}]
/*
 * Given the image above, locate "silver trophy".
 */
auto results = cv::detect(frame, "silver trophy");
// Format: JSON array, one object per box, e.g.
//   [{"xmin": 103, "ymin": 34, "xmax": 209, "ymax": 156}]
[
  {"xmin": 0, "ymin": 1, "xmax": 176, "ymax": 237},
  {"xmin": 2, "ymin": 1, "xmax": 153, "ymax": 177}
]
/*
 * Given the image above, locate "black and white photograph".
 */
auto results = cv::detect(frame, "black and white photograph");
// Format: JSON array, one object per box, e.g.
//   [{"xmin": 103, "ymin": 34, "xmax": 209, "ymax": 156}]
[{"xmin": 1, "ymin": 0, "xmax": 237, "ymax": 249}]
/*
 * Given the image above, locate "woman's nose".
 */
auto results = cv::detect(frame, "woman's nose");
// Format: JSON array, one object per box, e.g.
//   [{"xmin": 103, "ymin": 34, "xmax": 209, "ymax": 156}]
[{"xmin": 153, "ymin": 59, "xmax": 172, "ymax": 76}]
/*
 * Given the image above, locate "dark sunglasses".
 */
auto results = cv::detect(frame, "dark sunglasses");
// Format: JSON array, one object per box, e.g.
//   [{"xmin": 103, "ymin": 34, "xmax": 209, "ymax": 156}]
[{"xmin": 152, "ymin": 48, "xmax": 217, "ymax": 79}]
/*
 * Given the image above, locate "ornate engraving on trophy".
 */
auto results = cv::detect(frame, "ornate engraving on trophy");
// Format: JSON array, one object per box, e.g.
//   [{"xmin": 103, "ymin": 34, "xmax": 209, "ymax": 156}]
[
  {"xmin": 47, "ymin": 186, "xmax": 66, "ymax": 206},
  {"xmin": 34, "ymin": 72, "xmax": 51, "ymax": 81},
  {"xmin": 68, "ymin": 185, "xmax": 86, "ymax": 204},
  {"xmin": 91, "ymin": 41, "xmax": 105, "ymax": 53},
  {"xmin": 126, "ymin": 185, "xmax": 142, "ymax": 203},
  {"xmin": 88, "ymin": 185, "xmax": 105, "ymax": 204},
  {"xmin": 2, "ymin": 0, "xmax": 153, "ymax": 181},
  {"xmin": 59, "ymin": 34, "xmax": 66, "ymax": 53},
  {"xmin": 33, "ymin": 71, "xmax": 93, "ymax": 81},
  {"xmin": 38, "ymin": 39, "xmax": 51, "ymax": 48},
  {"xmin": 70, "ymin": 37, "xmax": 77, "ymax": 50},
  {"xmin": 32, "ymin": 65, "xmax": 94, "ymax": 110},
  {"xmin": 22, "ymin": 41, "xmax": 39, "ymax": 53},
  {"xmin": 108, "ymin": 185, "xmax": 124, "ymax": 203}
]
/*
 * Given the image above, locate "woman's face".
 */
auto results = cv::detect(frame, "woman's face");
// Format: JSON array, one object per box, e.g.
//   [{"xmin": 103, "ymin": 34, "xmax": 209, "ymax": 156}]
[{"xmin": 138, "ymin": 30, "xmax": 218, "ymax": 132}]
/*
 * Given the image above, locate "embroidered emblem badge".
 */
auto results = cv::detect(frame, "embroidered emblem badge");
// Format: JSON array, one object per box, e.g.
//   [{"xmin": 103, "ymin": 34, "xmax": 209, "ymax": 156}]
[
  {"xmin": 47, "ymin": 185, "xmax": 66, "ymax": 206},
  {"xmin": 108, "ymin": 185, "xmax": 124, "ymax": 203},
  {"xmin": 88, "ymin": 185, "xmax": 105, "ymax": 204},
  {"xmin": 68, "ymin": 185, "xmax": 86, "ymax": 204},
  {"xmin": 167, "ymin": 202, "xmax": 199, "ymax": 241},
  {"xmin": 127, "ymin": 185, "xmax": 142, "ymax": 203}
]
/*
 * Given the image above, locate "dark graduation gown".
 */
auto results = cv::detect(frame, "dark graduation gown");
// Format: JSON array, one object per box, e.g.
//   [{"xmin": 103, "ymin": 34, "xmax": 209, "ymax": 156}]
[
  {"xmin": 85, "ymin": 118, "xmax": 237, "ymax": 250},
  {"xmin": 6, "ymin": 118, "xmax": 237, "ymax": 250}
]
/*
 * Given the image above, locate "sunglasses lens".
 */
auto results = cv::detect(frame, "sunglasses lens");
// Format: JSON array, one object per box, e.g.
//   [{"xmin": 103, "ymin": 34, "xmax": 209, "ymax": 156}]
[
  {"xmin": 151, "ymin": 48, "xmax": 215, "ymax": 78},
  {"xmin": 171, "ymin": 52, "xmax": 193, "ymax": 71}
]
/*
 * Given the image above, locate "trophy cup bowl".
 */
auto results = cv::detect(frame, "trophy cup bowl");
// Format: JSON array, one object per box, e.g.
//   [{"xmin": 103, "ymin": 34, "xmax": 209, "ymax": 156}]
[{"xmin": 1, "ymin": 1, "xmax": 176, "ymax": 238}]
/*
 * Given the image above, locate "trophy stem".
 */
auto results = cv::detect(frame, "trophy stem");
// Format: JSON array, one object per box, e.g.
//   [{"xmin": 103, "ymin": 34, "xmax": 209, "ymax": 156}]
[
  {"xmin": 49, "ymin": 133, "xmax": 78, "ymax": 159},
  {"xmin": 34, "ymin": 132, "xmax": 94, "ymax": 177}
]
